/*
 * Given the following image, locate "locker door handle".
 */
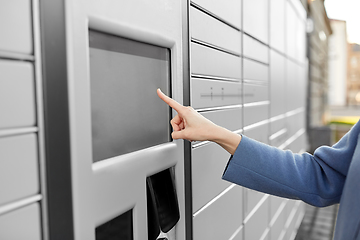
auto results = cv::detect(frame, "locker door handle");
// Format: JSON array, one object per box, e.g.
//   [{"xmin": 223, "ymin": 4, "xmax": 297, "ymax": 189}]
[{"xmin": 147, "ymin": 168, "xmax": 180, "ymax": 240}]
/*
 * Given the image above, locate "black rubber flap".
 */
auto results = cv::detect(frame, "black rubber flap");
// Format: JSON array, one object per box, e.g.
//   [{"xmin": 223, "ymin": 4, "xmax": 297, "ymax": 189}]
[{"xmin": 147, "ymin": 168, "xmax": 180, "ymax": 233}]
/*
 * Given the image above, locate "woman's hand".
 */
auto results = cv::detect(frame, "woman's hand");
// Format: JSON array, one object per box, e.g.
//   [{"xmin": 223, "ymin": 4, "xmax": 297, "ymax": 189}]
[
  {"xmin": 157, "ymin": 89, "xmax": 241, "ymax": 155},
  {"xmin": 157, "ymin": 88, "xmax": 217, "ymax": 141}
]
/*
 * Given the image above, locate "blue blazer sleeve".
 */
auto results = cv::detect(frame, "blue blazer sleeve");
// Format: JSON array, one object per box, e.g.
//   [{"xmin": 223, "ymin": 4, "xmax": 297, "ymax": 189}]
[{"xmin": 222, "ymin": 121, "xmax": 360, "ymax": 207}]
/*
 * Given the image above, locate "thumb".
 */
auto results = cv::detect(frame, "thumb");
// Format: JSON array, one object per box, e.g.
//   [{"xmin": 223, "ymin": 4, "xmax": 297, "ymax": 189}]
[{"xmin": 172, "ymin": 130, "xmax": 187, "ymax": 140}]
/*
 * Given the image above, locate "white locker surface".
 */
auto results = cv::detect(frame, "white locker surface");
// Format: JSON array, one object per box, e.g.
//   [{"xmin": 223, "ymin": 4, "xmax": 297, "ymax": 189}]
[
  {"xmin": 192, "ymin": 143, "xmax": 232, "ymax": 212},
  {"xmin": 244, "ymin": 196, "xmax": 269, "ymax": 240},
  {"xmin": 243, "ymin": 82, "xmax": 269, "ymax": 104},
  {"xmin": 191, "ymin": 78, "xmax": 242, "ymax": 109},
  {"xmin": 191, "ymin": 0, "xmax": 242, "ymax": 29},
  {"xmin": 270, "ymin": 50, "xmax": 286, "ymax": 117},
  {"xmin": 246, "ymin": 190, "xmax": 266, "ymax": 215},
  {"xmin": 191, "ymin": 43, "xmax": 242, "ymax": 80},
  {"xmin": 270, "ymin": 0, "xmax": 286, "ymax": 53},
  {"xmin": 243, "ymin": 34, "xmax": 269, "ymax": 64},
  {"xmin": 270, "ymin": 117, "xmax": 286, "ymax": 136},
  {"xmin": 200, "ymin": 108, "xmax": 242, "ymax": 132},
  {"xmin": 0, "ymin": 0, "xmax": 33, "ymax": 54},
  {"xmin": 0, "ymin": 60, "xmax": 36, "ymax": 129},
  {"xmin": 190, "ymin": 7, "xmax": 241, "ymax": 54},
  {"xmin": 0, "ymin": 134, "xmax": 39, "ymax": 206},
  {"xmin": 193, "ymin": 186, "xmax": 243, "ymax": 240},
  {"xmin": 243, "ymin": 0, "xmax": 269, "ymax": 44},
  {"xmin": 232, "ymin": 226, "xmax": 244, "ymax": 240},
  {"xmin": 286, "ymin": 1, "xmax": 297, "ymax": 60},
  {"xmin": 243, "ymin": 105, "xmax": 269, "ymax": 127},
  {"xmin": 243, "ymin": 58, "xmax": 269, "ymax": 82},
  {"xmin": 270, "ymin": 195, "xmax": 286, "ymax": 220},
  {"xmin": 0, "ymin": 203, "xmax": 41, "ymax": 240},
  {"xmin": 270, "ymin": 203, "xmax": 287, "ymax": 240},
  {"xmin": 270, "ymin": 128, "xmax": 288, "ymax": 148},
  {"xmin": 244, "ymin": 123, "xmax": 269, "ymax": 145}
]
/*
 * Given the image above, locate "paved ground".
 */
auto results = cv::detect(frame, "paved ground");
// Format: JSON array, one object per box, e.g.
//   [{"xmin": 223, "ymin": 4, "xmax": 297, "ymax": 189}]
[{"xmin": 295, "ymin": 204, "xmax": 339, "ymax": 240}]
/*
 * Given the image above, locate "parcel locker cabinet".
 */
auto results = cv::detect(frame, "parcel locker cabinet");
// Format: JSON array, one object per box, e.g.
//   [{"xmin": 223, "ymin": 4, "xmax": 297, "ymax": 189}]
[{"xmin": 40, "ymin": 0, "xmax": 188, "ymax": 239}]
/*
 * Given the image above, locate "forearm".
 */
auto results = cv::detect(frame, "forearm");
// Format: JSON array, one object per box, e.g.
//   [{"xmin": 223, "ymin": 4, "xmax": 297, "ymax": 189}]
[{"xmin": 209, "ymin": 125, "xmax": 242, "ymax": 155}]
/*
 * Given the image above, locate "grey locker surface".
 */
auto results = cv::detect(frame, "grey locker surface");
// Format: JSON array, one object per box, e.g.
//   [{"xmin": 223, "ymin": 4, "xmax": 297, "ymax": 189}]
[
  {"xmin": 296, "ymin": 18, "xmax": 306, "ymax": 63},
  {"xmin": 243, "ymin": 58, "xmax": 269, "ymax": 82},
  {"xmin": 243, "ymin": 105, "xmax": 269, "ymax": 128},
  {"xmin": 190, "ymin": 7, "xmax": 241, "ymax": 54},
  {"xmin": 0, "ymin": 203, "xmax": 41, "ymax": 240},
  {"xmin": 270, "ymin": 0, "xmax": 285, "ymax": 53},
  {"xmin": 246, "ymin": 189, "xmax": 266, "ymax": 215},
  {"xmin": 244, "ymin": 196, "xmax": 269, "ymax": 240},
  {"xmin": 244, "ymin": 123, "xmax": 269, "ymax": 144},
  {"xmin": 286, "ymin": 1, "xmax": 297, "ymax": 60},
  {"xmin": 193, "ymin": 186, "xmax": 243, "ymax": 240},
  {"xmin": 232, "ymin": 226, "xmax": 243, "ymax": 240},
  {"xmin": 270, "ymin": 50, "xmax": 285, "ymax": 117},
  {"xmin": 270, "ymin": 203, "xmax": 287, "ymax": 240},
  {"xmin": 0, "ymin": 60, "xmax": 36, "ymax": 129},
  {"xmin": 191, "ymin": 43, "xmax": 242, "ymax": 80},
  {"xmin": 270, "ymin": 117, "xmax": 286, "ymax": 136},
  {"xmin": 243, "ymin": 34, "xmax": 269, "ymax": 64},
  {"xmin": 192, "ymin": 143, "xmax": 232, "ymax": 212},
  {"xmin": 285, "ymin": 202, "xmax": 302, "ymax": 240},
  {"xmin": 201, "ymin": 108, "xmax": 242, "ymax": 132},
  {"xmin": 243, "ymin": 0, "xmax": 269, "ymax": 44},
  {"xmin": 191, "ymin": 0, "xmax": 242, "ymax": 29},
  {"xmin": 0, "ymin": 134, "xmax": 39, "ymax": 206},
  {"xmin": 191, "ymin": 78, "xmax": 242, "ymax": 109},
  {"xmin": 285, "ymin": 59, "xmax": 297, "ymax": 112},
  {"xmin": 243, "ymin": 82, "xmax": 268, "ymax": 104},
  {"xmin": 0, "ymin": 0, "xmax": 33, "ymax": 54},
  {"xmin": 270, "ymin": 128, "xmax": 288, "ymax": 148},
  {"xmin": 270, "ymin": 195, "xmax": 285, "ymax": 220}
]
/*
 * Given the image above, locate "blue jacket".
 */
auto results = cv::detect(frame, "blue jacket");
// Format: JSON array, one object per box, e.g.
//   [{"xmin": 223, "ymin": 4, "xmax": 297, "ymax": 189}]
[{"xmin": 222, "ymin": 120, "xmax": 360, "ymax": 240}]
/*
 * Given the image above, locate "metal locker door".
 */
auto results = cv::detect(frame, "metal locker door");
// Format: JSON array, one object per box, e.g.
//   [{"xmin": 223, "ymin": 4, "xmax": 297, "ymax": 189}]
[{"xmin": 51, "ymin": 1, "xmax": 187, "ymax": 239}]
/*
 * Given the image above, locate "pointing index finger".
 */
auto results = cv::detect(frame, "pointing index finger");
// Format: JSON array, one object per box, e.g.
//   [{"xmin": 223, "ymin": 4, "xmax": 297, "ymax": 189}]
[{"xmin": 157, "ymin": 88, "xmax": 184, "ymax": 112}]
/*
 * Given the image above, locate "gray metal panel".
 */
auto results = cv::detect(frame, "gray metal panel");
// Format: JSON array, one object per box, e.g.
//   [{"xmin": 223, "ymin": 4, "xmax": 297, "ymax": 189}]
[
  {"xmin": 0, "ymin": 203, "xmax": 41, "ymax": 240},
  {"xmin": 270, "ymin": 118, "xmax": 285, "ymax": 136},
  {"xmin": 243, "ymin": 58, "xmax": 269, "ymax": 82},
  {"xmin": 193, "ymin": 186, "xmax": 243, "ymax": 240},
  {"xmin": 190, "ymin": 7, "xmax": 241, "ymax": 54},
  {"xmin": 244, "ymin": 123, "xmax": 269, "ymax": 144},
  {"xmin": 243, "ymin": 105, "xmax": 269, "ymax": 127},
  {"xmin": 243, "ymin": 0, "xmax": 269, "ymax": 44},
  {"xmin": 201, "ymin": 108, "xmax": 242, "ymax": 132},
  {"xmin": 244, "ymin": 196, "xmax": 269, "ymax": 240},
  {"xmin": 191, "ymin": 43, "xmax": 242, "ymax": 80},
  {"xmin": 246, "ymin": 189, "xmax": 266, "ymax": 215},
  {"xmin": 191, "ymin": 0, "xmax": 242, "ymax": 29},
  {"xmin": 0, "ymin": 134, "xmax": 39, "ymax": 206},
  {"xmin": 243, "ymin": 34, "xmax": 269, "ymax": 64},
  {"xmin": 0, "ymin": 0, "xmax": 33, "ymax": 54},
  {"xmin": 270, "ymin": 50, "xmax": 285, "ymax": 117},
  {"xmin": 270, "ymin": 203, "xmax": 287, "ymax": 240},
  {"xmin": 244, "ymin": 83, "xmax": 268, "ymax": 104},
  {"xmin": 192, "ymin": 143, "xmax": 232, "ymax": 212},
  {"xmin": 270, "ymin": 195, "xmax": 285, "ymax": 220},
  {"xmin": 191, "ymin": 78, "xmax": 242, "ymax": 109},
  {"xmin": 0, "ymin": 60, "xmax": 36, "ymax": 129},
  {"xmin": 286, "ymin": 59, "xmax": 297, "ymax": 112},
  {"xmin": 270, "ymin": 0, "xmax": 286, "ymax": 53},
  {"xmin": 286, "ymin": 1, "xmax": 297, "ymax": 60}
]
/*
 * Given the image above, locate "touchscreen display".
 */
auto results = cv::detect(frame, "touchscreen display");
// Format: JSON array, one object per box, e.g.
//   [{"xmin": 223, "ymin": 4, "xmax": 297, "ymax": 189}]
[{"xmin": 89, "ymin": 30, "xmax": 171, "ymax": 162}]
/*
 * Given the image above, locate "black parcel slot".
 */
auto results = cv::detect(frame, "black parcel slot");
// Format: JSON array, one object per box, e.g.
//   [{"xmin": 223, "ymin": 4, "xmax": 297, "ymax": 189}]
[{"xmin": 146, "ymin": 168, "xmax": 180, "ymax": 240}]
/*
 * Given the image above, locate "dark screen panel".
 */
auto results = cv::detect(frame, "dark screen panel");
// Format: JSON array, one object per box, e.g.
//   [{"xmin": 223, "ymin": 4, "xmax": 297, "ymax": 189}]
[
  {"xmin": 95, "ymin": 209, "xmax": 133, "ymax": 240},
  {"xmin": 89, "ymin": 30, "xmax": 171, "ymax": 162}
]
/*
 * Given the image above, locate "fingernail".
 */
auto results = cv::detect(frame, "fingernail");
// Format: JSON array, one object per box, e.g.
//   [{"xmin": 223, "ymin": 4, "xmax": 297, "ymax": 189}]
[{"xmin": 158, "ymin": 88, "xmax": 162, "ymax": 93}]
